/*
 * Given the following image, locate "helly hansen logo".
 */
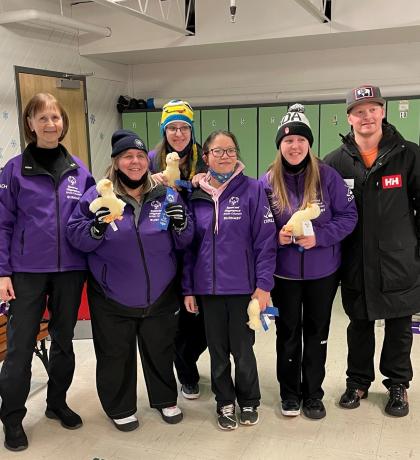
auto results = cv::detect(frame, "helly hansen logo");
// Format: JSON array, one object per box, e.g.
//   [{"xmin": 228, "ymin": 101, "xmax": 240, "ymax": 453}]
[{"xmin": 382, "ymin": 174, "xmax": 402, "ymax": 189}]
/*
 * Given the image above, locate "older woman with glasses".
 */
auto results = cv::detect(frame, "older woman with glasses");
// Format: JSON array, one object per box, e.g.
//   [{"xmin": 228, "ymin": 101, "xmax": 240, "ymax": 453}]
[
  {"xmin": 148, "ymin": 100, "xmax": 208, "ymax": 401},
  {"xmin": 183, "ymin": 130, "xmax": 276, "ymax": 431}
]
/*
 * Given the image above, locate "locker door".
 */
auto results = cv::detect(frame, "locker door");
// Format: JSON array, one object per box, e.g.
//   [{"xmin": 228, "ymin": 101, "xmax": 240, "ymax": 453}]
[
  {"xmin": 386, "ymin": 100, "xmax": 420, "ymax": 144},
  {"xmin": 146, "ymin": 111, "xmax": 161, "ymax": 151},
  {"xmin": 304, "ymin": 104, "xmax": 320, "ymax": 157},
  {"xmin": 201, "ymin": 109, "xmax": 229, "ymax": 144},
  {"xmin": 258, "ymin": 106, "xmax": 286, "ymax": 177},
  {"xmin": 193, "ymin": 110, "xmax": 202, "ymax": 145},
  {"xmin": 229, "ymin": 108, "xmax": 258, "ymax": 178},
  {"xmin": 121, "ymin": 112, "xmax": 148, "ymax": 141},
  {"xmin": 319, "ymin": 103, "xmax": 348, "ymax": 158}
]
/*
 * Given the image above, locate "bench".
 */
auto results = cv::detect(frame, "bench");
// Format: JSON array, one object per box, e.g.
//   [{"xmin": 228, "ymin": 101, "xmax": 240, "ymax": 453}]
[{"xmin": 0, "ymin": 314, "xmax": 49, "ymax": 371}]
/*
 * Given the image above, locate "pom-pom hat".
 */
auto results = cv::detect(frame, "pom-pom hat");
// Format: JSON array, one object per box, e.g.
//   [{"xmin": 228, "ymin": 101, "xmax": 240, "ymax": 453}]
[{"xmin": 275, "ymin": 104, "xmax": 314, "ymax": 148}]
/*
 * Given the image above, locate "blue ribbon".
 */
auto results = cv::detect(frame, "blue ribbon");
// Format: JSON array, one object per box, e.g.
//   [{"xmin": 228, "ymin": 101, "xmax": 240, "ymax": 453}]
[
  {"xmin": 175, "ymin": 179, "xmax": 192, "ymax": 191},
  {"xmin": 260, "ymin": 306, "xmax": 279, "ymax": 331},
  {"xmin": 158, "ymin": 188, "xmax": 179, "ymax": 230}
]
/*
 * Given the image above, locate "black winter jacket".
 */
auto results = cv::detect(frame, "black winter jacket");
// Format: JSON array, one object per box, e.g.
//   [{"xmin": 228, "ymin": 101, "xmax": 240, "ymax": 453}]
[{"xmin": 324, "ymin": 123, "xmax": 420, "ymax": 320}]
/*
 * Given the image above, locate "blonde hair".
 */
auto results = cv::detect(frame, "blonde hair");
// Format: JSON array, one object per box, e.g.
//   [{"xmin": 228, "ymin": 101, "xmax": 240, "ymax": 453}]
[
  {"xmin": 268, "ymin": 149, "xmax": 322, "ymax": 213},
  {"xmin": 104, "ymin": 157, "xmax": 157, "ymax": 197},
  {"xmin": 23, "ymin": 93, "xmax": 69, "ymax": 144}
]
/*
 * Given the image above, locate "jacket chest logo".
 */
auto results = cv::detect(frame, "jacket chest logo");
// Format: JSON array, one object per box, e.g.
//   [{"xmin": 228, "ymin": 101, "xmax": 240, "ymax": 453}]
[
  {"xmin": 223, "ymin": 196, "xmax": 242, "ymax": 221},
  {"xmin": 149, "ymin": 200, "xmax": 162, "ymax": 222},
  {"xmin": 381, "ymin": 174, "xmax": 402, "ymax": 189}
]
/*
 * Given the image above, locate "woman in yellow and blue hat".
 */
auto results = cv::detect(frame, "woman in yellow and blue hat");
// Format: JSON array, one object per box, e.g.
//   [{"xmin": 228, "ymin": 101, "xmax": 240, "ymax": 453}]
[{"xmin": 149, "ymin": 99, "xmax": 207, "ymax": 401}]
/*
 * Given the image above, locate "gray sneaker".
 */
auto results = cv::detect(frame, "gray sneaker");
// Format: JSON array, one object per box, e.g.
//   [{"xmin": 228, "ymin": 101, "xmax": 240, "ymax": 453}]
[
  {"xmin": 217, "ymin": 404, "xmax": 237, "ymax": 430},
  {"xmin": 239, "ymin": 407, "xmax": 259, "ymax": 425}
]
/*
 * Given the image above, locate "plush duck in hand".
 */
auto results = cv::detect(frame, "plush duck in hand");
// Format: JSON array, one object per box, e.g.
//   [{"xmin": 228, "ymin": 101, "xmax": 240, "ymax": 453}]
[
  {"xmin": 162, "ymin": 152, "xmax": 181, "ymax": 188},
  {"xmin": 284, "ymin": 203, "xmax": 321, "ymax": 237},
  {"xmin": 247, "ymin": 298, "xmax": 262, "ymax": 331},
  {"xmin": 89, "ymin": 179, "xmax": 125, "ymax": 223}
]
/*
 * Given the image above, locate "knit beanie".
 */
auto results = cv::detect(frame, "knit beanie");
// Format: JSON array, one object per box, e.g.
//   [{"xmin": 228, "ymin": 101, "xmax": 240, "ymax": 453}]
[
  {"xmin": 160, "ymin": 99, "xmax": 195, "ymax": 137},
  {"xmin": 275, "ymin": 104, "xmax": 314, "ymax": 148},
  {"xmin": 111, "ymin": 129, "xmax": 147, "ymax": 158}
]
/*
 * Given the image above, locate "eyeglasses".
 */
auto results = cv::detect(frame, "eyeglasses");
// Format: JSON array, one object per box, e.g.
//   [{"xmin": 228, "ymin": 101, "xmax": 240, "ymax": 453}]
[
  {"xmin": 209, "ymin": 147, "xmax": 238, "ymax": 158},
  {"xmin": 165, "ymin": 125, "xmax": 191, "ymax": 134}
]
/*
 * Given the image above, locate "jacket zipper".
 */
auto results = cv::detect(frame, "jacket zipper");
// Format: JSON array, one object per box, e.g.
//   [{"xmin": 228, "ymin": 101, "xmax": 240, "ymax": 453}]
[
  {"xmin": 300, "ymin": 250, "xmax": 304, "ymax": 279},
  {"xmin": 133, "ymin": 215, "xmax": 151, "ymax": 304},
  {"xmin": 245, "ymin": 249, "xmax": 252, "ymax": 290},
  {"xmin": 212, "ymin": 208, "xmax": 216, "ymax": 295},
  {"xmin": 20, "ymin": 230, "xmax": 25, "ymax": 255},
  {"xmin": 55, "ymin": 186, "xmax": 61, "ymax": 271}
]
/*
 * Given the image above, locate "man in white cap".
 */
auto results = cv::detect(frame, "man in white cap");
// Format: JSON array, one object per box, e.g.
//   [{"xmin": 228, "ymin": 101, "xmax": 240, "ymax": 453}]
[{"xmin": 325, "ymin": 84, "xmax": 420, "ymax": 417}]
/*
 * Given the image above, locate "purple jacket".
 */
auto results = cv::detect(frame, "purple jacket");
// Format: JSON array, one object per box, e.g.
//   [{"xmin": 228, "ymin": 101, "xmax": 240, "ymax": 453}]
[
  {"xmin": 183, "ymin": 173, "xmax": 277, "ymax": 295},
  {"xmin": 67, "ymin": 184, "xmax": 194, "ymax": 307},
  {"xmin": 0, "ymin": 145, "xmax": 94, "ymax": 275},
  {"xmin": 260, "ymin": 163, "xmax": 358, "ymax": 280}
]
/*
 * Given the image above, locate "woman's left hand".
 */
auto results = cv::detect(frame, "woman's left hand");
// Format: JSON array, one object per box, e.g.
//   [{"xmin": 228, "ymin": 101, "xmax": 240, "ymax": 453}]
[
  {"xmin": 295, "ymin": 235, "xmax": 316, "ymax": 249},
  {"xmin": 251, "ymin": 288, "xmax": 271, "ymax": 312},
  {"xmin": 191, "ymin": 173, "xmax": 206, "ymax": 187}
]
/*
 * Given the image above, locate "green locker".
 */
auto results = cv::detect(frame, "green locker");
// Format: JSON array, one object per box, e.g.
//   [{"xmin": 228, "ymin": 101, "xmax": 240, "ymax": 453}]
[
  {"xmin": 258, "ymin": 106, "xmax": 286, "ymax": 176},
  {"xmin": 304, "ymin": 104, "xmax": 320, "ymax": 157},
  {"xmin": 200, "ymin": 109, "xmax": 229, "ymax": 144},
  {"xmin": 146, "ymin": 111, "xmax": 161, "ymax": 151},
  {"xmin": 386, "ymin": 99, "xmax": 420, "ymax": 144},
  {"xmin": 319, "ymin": 103, "xmax": 348, "ymax": 158},
  {"xmin": 121, "ymin": 112, "xmax": 147, "ymax": 141},
  {"xmin": 193, "ymin": 110, "xmax": 201, "ymax": 145},
  {"xmin": 229, "ymin": 108, "xmax": 258, "ymax": 178}
]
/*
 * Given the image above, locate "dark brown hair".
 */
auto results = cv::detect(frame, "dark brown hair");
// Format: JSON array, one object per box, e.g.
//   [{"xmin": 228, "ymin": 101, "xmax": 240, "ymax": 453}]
[
  {"xmin": 202, "ymin": 130, "xmax": 241, "ymax": 160},
  {"xmin": 22, "ymin": 93, "xmax": 69, "ymax": 144}
]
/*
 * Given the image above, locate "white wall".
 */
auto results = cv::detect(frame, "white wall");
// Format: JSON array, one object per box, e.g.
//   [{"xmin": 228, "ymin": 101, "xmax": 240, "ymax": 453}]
[{"xmin": 0, "ymin": 0, "xmax": 129, "ymax": 179}]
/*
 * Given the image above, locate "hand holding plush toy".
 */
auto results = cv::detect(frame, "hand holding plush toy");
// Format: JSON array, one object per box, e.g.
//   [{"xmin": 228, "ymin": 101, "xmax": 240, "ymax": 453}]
[
  {"xmin": 89, "ymin": 179, "xmax": 125, "ymax": 223},
  {"xmin": 247, "ymin": 298, "xmax": 262, "ymax": 331},
  {"xmin": 284, "ymin": 202, "xmax": 320, "ymax": 237},
  {"xmin": 162, "ymin": 152, "xmax": 181, "ymax": 188}
]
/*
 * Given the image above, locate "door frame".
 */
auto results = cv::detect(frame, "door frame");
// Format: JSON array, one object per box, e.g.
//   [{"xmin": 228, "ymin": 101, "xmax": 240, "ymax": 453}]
[{"xmin": 14, "ymin": 65, "xmax": 92, "ymax": 170}]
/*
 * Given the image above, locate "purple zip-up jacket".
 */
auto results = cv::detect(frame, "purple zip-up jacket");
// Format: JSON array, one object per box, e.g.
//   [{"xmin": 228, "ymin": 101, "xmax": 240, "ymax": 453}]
[
  {"xmin": 0, "ymin": 145, "xmax": 95, "ymax": 275},
  {"xmin": 260, "ymin": 162, "xmax": 358, "ymax": 280},
  {"xmin": 67, "ymin": 184, "xmax": 194, "ymax": 307},
  {"xmin": 183, "ymin": 173, "xmax": 277, "ymax": 295}
]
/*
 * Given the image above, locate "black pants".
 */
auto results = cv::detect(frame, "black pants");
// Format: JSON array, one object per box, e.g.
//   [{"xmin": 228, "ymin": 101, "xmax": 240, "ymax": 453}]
[
  {"xmin": 0, "ymin": 271, "xmax": 85, "ymax": 425},
  {"xmin": 271, "ymin": 272, "xmax": 339, "ymax": 402},
  {"xmin": 200, "ymin": 294, "xmax": 260, "ymax": 409},
  {"xmin": 346, "ymin": 315, "xmax": 413, "ymax": 391},
  {"xmin": 88, "ymin": 282, "xmax": 179, "ymax": 419},
  {"xmin": 174, "ymin": 300, "xmax": 207, "ymax": 386}
]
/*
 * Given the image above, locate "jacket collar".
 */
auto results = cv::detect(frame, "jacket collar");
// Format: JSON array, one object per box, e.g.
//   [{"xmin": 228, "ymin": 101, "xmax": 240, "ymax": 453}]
[{"xmin": 21, "ymin": 143, "xmax": 79, "ymax": 177}]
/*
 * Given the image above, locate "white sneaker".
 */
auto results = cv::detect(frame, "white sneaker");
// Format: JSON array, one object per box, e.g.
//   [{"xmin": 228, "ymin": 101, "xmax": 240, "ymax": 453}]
[
  {"xmin": 159, "ymin": 406, "xmax": 183, "ymax": 424},
  {"xmin": 112, "ymin": 415, "xmax": 139, "ymax": 432}
]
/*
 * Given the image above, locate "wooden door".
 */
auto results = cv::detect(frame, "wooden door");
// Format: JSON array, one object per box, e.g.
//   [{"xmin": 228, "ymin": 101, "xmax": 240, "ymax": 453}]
[{"xmin": 16, "ymin": 70, "xmax": 91, "ymax": 169}]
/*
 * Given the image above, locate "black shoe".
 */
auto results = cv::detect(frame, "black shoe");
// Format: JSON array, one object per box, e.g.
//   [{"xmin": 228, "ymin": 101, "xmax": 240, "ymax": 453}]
[
  {"xmin": 385, "ymin": 384, "xmax": 409, "ymax": 417},
  {"xmin": 281, "ymin": 400, "xmax": 301, "ymax": 417},
  {"xmin": 239, "ymin": 407, "xmax": 259, "ymax": 425},
  {"xmin": 181, "ymin": 383, "xmax": 200, "ymax": 400},
  {"xmin": 303, "ymin": 399, "xmax": 326, "ymax": 420},
  {"xmin": 3, "ymin": 423, "xmax": 28, "ymax": 452},
  {"xmin": 45, "ymin": 405, "xmax": 83, "ymax": 429},
  {"xmin": 339, "ymin": 388, "xmax": 368, "ymax": 409},
  {"xmin": 217, "ymin": 404, "xmax": 237, "ymax": 430},
  {"xmin": 158, "ymin": 406, "xmax": 183, "ymax": 424}
]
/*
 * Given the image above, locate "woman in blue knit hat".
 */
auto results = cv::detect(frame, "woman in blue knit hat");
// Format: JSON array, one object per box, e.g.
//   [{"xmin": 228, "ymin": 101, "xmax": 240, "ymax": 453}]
[
  {"xmin": 67, "ymin": 129, "xmax": 193, "ymax": 431},
  {"xmin": 149, "ymin": 100, "xmax": 208, "ymax": 401}
]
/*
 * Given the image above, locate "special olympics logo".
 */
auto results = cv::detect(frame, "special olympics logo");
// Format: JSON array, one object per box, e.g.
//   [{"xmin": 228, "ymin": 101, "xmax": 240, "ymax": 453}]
[
  {"xmin": 151, "ymin": 200, "xmax": 161, "ymax": 209},
  {"xmin": 134, "ymin": 139, "xmax": 145, "ymax": 150},
  {"xmin": 229, "ymin": 196, "xmax": 239, "ymax": 206},
  {"xmin": 68, "ymin": 176, "xmax": 76, "ymax": 186}
]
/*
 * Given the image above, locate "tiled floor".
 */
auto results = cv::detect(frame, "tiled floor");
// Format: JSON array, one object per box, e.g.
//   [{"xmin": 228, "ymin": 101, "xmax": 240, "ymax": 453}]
[{"xmin": 1, "ymin": 291, "xmax": 419, "ymax": 460}]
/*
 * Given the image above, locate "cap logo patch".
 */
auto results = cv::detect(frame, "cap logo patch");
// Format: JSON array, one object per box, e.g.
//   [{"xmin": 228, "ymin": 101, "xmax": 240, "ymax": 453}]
[
  {"xmin": 285, "ymin": 127, "xmax": 290, "ymax": 134},
  {"xmin": 134, "ymin": 139, "xmax": 144, "ymax": 149},
  {"xmin": 355, "ymin": 87, "xmax": 374, "ymax": 100}
]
